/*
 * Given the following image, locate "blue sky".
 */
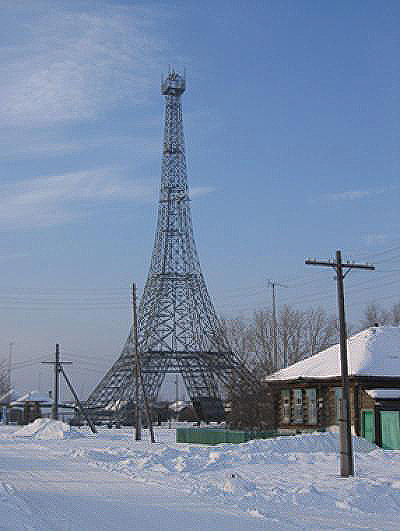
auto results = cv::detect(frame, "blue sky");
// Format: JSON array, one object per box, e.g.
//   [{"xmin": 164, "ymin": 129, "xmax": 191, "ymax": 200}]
[{"xmin": 1, "ymin": 0, "xmax": 399, "ymax": 398}]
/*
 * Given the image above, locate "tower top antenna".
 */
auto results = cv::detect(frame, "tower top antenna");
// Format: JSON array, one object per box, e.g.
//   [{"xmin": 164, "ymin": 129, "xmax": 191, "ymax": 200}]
[{"xmin": 161, "ymin": 68, "xmax": 186, "ymax": 96}]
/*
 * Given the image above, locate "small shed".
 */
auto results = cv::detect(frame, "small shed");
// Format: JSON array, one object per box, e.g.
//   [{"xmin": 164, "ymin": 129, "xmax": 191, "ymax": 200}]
[
  {"xmin": 265, "ymin": 326, "xmax": 400, "ymax": 449},
  {"xmin": 11, "ymin": 390, "xmax": 52, "ymax": 425},
  {"xmin": 0, "ymin": 389, "xmax": 19, "ymax": 423}
]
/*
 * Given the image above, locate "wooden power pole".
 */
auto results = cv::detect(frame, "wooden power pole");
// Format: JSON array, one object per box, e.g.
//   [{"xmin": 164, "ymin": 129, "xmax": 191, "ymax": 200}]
[
  {"xmin": 132, "ymin": 284, "xmax": 141, "ymax": 441},
  {"xmin": 42, "ymin": 344, "xmax": 97, "ymax": 434},
  {"xmin": 267, "ymin": 280, "xmax": 287, "ymax": 369},
  {"xmin": 53, "ymin": 343, "xmax": 60, "ymax": 420},
  {"xmin": 305, "ymin": 250, "xmax": 374, "ymax": 477}
]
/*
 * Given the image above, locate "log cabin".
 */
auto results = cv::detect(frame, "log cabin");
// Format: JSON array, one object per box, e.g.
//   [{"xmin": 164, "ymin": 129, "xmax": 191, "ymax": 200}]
[{"xmin": 265, "ymin": 326, "xmax": 400, "ymax": 449}]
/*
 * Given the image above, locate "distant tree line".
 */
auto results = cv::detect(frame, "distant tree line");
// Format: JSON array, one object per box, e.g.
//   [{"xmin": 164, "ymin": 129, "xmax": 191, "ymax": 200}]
[
  {"xmin": 222, "ymin": 301, "xmax": 400, "ymax": 378},
  {"xmin": 222, "ymin": 306, "xmax": 338, "ymax": 378},
  {"xmin": 361, "ymin": 302, "xmax": 400, "ymax": 328},
  {"xmin": 223, "ymin": 301, "xmax": 399, "ymax": 430},
  {"xmin": 0, "ymin": 359, "xmax": 8, "ymax": 397}
]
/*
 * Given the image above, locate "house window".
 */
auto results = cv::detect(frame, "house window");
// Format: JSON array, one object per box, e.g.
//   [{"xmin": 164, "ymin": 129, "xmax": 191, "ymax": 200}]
[
  {"xmin": 281, "ymin": 390, "xmax": 291, "ymax": 424},
  {"xmin": 293, "ymin": 389, "xmax": 303, "ymax": 423},
  {"xmin": 306, "ymin": 388, "xmax": 317, "ymax": 425},
  {"xmin": 335, "ymin": 387, "xmax": 343, "ymax": 424}
]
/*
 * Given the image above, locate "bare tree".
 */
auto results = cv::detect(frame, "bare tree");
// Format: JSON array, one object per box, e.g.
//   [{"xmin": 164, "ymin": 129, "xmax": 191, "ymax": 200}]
[
  {"xmin": 361, "ymin": 302, "xmax": 400, "ymax": 329},
  {"xmin": 0, "ymin": 359, "xmax": 9, "ymax": 397},
  {"xmin": 222, "ymin": 305, "xmax": 338, "ymax": 430},
  {"xmin": 303, "ymin": 307, "xmax": 338, "ymax": 358},
  {"xmin": 362, "ymin": 303, "xmax": 390, "ymax": 328},
  {"xmin": 390, "ymin": 303, "xmax": 400, "ymax": 326},
  {"xmin": 222, "ymin": 305, "xmax": 338, "ymax": 377},
  {"xmin": 221, "ymin": 317, "xmax": 253, "ymax": 363},
  {"xmin": 278, "ymin": 305, "xmax": 305, "ymax": 367}
]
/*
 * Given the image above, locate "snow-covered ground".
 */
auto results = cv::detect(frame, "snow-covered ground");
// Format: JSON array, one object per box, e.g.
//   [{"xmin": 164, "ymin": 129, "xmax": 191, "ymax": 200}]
[{"xmin": 1, "ymin": 423, "xmax": 400, "ymax": 530}]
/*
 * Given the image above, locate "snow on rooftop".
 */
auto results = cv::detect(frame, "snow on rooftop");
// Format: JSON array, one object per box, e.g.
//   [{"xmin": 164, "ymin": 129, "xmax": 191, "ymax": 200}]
[
  {"xmin": 266, "ymin": 326, "xmax": 400, "ymax": 381},
  {"xmin": 0, "ymin": 388, "xmax": 19, "ymax": 403},
  {"xmin": 366, "ymin": 389, "xmax": 400, "ymax": 399},
  {"xmin": 169, "ymin": 400, "xmax": 189, "ymax": 412},
  {"xmin": 13, "ymin": 390, "xmax": 52, "ymax": 404}
]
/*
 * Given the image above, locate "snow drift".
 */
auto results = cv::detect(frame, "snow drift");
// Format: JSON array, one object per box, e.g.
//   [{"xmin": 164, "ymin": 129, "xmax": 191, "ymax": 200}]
[{"xmin": 15, "ymin": 418, "xmax": 85, "ymax": 439}]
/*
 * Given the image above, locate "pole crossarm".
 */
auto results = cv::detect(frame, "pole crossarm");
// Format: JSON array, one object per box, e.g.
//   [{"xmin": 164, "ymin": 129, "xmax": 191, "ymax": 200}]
[{"xmin": 305, "ymin": 259, "xmax": 375, "ymax": 271}]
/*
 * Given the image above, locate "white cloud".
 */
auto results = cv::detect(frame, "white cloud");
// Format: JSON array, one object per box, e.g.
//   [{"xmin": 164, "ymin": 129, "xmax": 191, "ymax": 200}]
[
  {"xmin": 190, "ymin": 186, "xmax": 216, "ymax": 198},
  {"xmin": 316, "ymin": 185, "xmax": 398, "ymax": 203},
  {"xmin": 327, "ymin": 190, "xmax": 373, "ymax": 201},
  {"xmin": 0, "ymin": 2, "xmax": 165, "ymax": 126},
  {"xmin": 0, "ymin": 170, "xmax": 157, "ymax": 228},
  {"xmin": 0, "ymin": 253, "xmax": 30, "ymax": 263},
  {"xmin": 0, "ymin": 133, "xmax": 161, "ymax": 159},
  {"xmin": 0, "ymin": 170, "xmax": 217, "ymax": 228},
  {"xmin": 364, "ymin": 233, "xmax": 390, "ymax": 246}
]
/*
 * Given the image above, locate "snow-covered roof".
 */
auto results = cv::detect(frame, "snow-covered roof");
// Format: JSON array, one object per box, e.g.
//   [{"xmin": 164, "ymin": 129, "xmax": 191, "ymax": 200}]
[
  {"xmin": 266, "ymin": 326, "xmax": 400, "ymax": 381},
  {"xmin": 169, "ymin": 400, "xmax": 190, "ymax": 412},
  {"xmin": 366, "ymin": 389, "xmax": 400, "ymax": 399},
  {"xmin": 12, "ymin": 390, "xmax": 52, "ymax": 404},
  {"xmin": 0, "ymin": 388, "xmax": 19, "ymax": 403}
]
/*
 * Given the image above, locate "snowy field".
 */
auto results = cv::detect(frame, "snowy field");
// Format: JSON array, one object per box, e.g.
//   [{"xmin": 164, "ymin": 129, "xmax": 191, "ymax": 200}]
[{"xmin": 1, "ymin": 421, "xmax": 400, "ymax": 530}]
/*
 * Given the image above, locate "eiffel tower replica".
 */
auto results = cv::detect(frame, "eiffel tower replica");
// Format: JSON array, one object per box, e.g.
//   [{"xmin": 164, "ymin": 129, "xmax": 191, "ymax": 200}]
[{"xmin": 87, "ymin": 69, "xmax": 250, "ymax": 421}]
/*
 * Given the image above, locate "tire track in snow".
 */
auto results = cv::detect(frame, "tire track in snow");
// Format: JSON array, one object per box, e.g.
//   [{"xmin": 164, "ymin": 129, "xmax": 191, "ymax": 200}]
[{"xmin": 0, "ymin": 471, "xmax": 73, "ymax": 530}]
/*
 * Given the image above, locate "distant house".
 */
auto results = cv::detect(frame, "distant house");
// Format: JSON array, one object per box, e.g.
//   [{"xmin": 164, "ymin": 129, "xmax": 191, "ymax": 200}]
[
  {"xmin": 10, "ymin": 390, "xmax": 52, "ymax": 424},
  {"xmin": 0, "ymin": 389, "xmax": 19, "ymax": 423},
  {"xmin": 265, "ymin": 326, "xmax": 400, "ymax": 449}
]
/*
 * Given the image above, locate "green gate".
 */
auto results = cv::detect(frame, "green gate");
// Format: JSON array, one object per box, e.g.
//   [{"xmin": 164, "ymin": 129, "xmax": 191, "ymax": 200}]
[
  {"xmin": 380, "ymin": 411, "xmax": 400, "ymax": 450},
  {"xmin": 361, "ymin": 410, "xmax": 375, "ymax": 443}
]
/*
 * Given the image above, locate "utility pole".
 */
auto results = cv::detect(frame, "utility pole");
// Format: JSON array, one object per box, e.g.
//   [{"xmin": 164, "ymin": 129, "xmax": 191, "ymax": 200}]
[
  {"xmin": 132, "ymin": 284, "xmax": 141, "ymax": 441},
  {"xmin": 7, "ymin": 342, "xmax": 13, "ymax": 403},
  {"xmin": 42, "ymin": 343, "xmax": 72, "ymax": 421},
  {"xmin": 175, "ymin": 374, "xmax": 179, "ymax": 405},
  {"xmin": 131, "ymin": 283, "xmax": 155, "ymax": 443},
  {"xmin": 305, "ymin": 250, "xmax": 374, "ymax": 477},
  {"xmin": 267, "ymin": 280, "xmax": 287, "ymax": 369},
  {"xmin": 53, "ymin": 343, "xmax": 60, "ymax": 420},
  {"xmin": 42, "ymin": 344, "xmax": 97, "ymax": 433}
]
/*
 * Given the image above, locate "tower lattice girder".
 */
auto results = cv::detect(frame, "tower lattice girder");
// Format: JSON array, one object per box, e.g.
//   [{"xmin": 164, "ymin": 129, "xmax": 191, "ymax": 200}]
[{"xmin": 87, "ymin": 70, "xmax": 249, "ymax": 420}]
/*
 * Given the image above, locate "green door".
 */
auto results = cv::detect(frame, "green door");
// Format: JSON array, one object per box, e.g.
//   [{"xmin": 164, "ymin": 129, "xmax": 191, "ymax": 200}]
[
  {"xmin": 361, "ymin": 411, "xmax": 375, "ymax": 443},
  {"xmin": 380, "ymin": 411, "xmax": 400, "ymax": 450}
]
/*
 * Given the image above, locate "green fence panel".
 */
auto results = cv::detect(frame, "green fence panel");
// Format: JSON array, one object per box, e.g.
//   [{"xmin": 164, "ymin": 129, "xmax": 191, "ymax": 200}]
[
  {"xmin": 176, "ymin": 428, "xmax": 277, "ymax": 445},
  {"xmin": 380, "ymin": 411, "xmax": 400, "ymax": 450},
  {"xmin": 361, "ymin": 411, "xmax": 375, "ymax": 443}
]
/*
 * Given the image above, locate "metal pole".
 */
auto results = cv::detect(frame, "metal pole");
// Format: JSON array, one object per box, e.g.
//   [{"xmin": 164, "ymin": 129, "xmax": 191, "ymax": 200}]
[
  {"xmin": 335, "ymin": 250, "xmax": 354, "ymax": 477},
  {"xmin": 51, "ymin": 343, "xmax": 60, "ymax": 420}
]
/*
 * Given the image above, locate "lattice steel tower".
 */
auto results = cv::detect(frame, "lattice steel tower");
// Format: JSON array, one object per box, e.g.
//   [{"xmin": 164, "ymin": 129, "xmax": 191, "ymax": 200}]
[{"xmin": 87, "ymin": 70, "xmax": 246, "ymax": 420}]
